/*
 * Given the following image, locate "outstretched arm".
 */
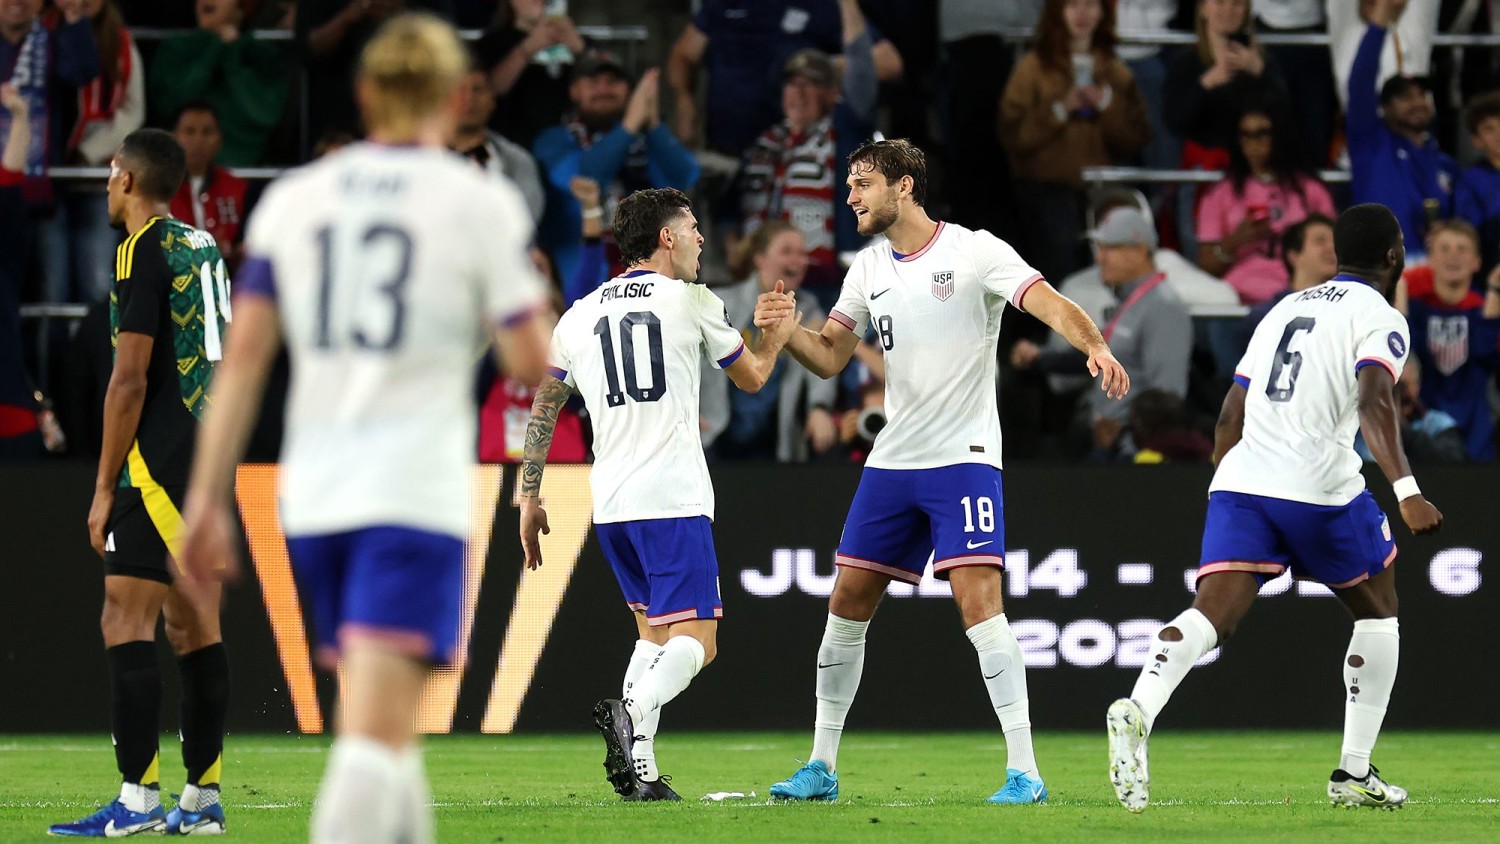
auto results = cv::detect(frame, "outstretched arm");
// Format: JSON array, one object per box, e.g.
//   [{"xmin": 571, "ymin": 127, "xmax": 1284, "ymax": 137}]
[
  {"xmin": 518, "ymin": 376, "xmax": 573, "ymax": 569},
  {"xmin": 1021, "ymin": 281, "xmax": 1130, "ymax": 399},
  {"xmin": 754, "ymin": 288, "xmax": 860, "ymax": 380}
]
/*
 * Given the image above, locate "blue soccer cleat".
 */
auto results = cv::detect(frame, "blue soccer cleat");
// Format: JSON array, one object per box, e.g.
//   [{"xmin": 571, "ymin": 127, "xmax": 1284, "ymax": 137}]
[
  {"xmin": 769, "ymin": 760, "xmax": 839, "ymax": 801},
  {"xmin": 987, "ymin": 768, "xmax": 1048, "ymax": 804},
  {"xmin": 48, "ymin": 798, "xmax": 167, "ymax": 837},
  {"xmin": 165, "ymin": 797, "xmax": 227, "ymax": 835}
]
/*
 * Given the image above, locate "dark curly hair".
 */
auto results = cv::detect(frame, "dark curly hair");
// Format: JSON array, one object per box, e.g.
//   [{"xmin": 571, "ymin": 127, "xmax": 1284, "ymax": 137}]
[
  {"xmin": 847, "ymin": 138, "xmax": 927, "ymax": 206},
  {"xmin": 613, "ymin": 188, "xmax": 694, "ymax": 267}
]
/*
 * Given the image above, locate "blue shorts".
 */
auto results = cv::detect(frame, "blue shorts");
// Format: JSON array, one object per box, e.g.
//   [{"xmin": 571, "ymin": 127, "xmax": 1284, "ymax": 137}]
[
  {"xmin": 836, "ymin": 464, "xmax": 1005, "ymax": 584},
  {"xmin": 287, "ymin": 526, "xmax": 465, "ymax": 670},
  {"xmin": 597, "ymin": 516, "xmax": 722, "ymax": 626},
  {"xmin": 1198, "ymin": 490, "xmax": 1397, "ymax": 589}
]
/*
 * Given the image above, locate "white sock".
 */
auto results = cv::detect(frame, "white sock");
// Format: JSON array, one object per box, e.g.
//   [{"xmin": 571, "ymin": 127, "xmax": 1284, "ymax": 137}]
[
  {"xmin": 623, "ymin": 637, "xmax": 705, "ymax": 726},
  {"xmin": 396, "ymin": 745, "xmax": 434, "ymax": 844},
  {"xmin": 623, "ymin": 639, "xmax": 662, "ymax": 781},
  {"xmin": 966, "ymin": 613, "xmax": 1037, "ymax": 776},
  {"xmin": 1339, "ymin": 617, "xmax": 1399, "ymax": 779},
  {"xmin": 1130, "ymin": 608, "xmax": 1218, "ymax": 734},
  {"xmin": 311, "ymin": 736, "xmax": 403, "ymax": 844},
  {"xmin": 118, "ymin": 781, "xmax": 160, "ymax": 814},
  {"xmin": 810, "ymin": 613, "xmax": 868, "ymax": 772},
  {"xmin": 178, "ymin": 783, "xmax": 219, "ymax": 813}
]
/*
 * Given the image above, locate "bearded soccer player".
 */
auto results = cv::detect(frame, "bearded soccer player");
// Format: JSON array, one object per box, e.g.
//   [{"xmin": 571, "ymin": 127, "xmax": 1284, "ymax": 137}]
[
  {"xmin": 51, "ymin": 129, "xmax": 233, "ymax": 837},
  {"xmin": 754, "ymin": 138, "xmax": 1130, "ymax": 804}
]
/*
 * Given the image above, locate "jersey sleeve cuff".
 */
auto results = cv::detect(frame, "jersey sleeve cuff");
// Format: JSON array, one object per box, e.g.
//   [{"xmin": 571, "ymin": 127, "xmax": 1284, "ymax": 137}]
[
  {"xmin": 1232, "ymin": 372, "xmax": 1251, "ymax": 388},
  {"xmin": 1012, "ymin": 273, "xmax": 1044, "ymax": 312},
  {"xmin": 717, "ymin": 339, "xmax": 746, "ymax": 368},
  {"xmin": 829, "ymin": 309, "xmax": 857, "ymax": 332},
  {"xmin": 495, "ymin": 301, "xmax": 542, "ymax": 330},
  {"xmin": 234, "ymin": 255, "xmax": 277, "ymax": 301},
  {"xmin": 546, "ymin": 365, "xmax": 569, "ymax": 382},
  {"xmin": 1356, "ymin": 357, "xmax": 1398, "ymax": 380}
]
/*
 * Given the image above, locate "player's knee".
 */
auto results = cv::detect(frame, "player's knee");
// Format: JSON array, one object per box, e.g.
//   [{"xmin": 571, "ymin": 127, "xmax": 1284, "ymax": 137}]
[{"xmin": 699, "ymin": 636, "xmax": 717, "ymax": 667}]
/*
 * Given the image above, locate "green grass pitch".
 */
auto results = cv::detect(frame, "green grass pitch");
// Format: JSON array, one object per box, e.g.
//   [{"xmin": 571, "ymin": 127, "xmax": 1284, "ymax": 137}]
[{"xmin": 2, "ymin": 731, "xmax": 1496, "ymax": 842}]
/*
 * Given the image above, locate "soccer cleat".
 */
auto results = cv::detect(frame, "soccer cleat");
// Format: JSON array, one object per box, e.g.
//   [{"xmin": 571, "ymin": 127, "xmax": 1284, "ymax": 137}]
[
  {"xmin": 47, "ymin": 798, "xmax": 167, "ymax": 837},
  {"xmin": 769, "ymin": 760, "xmax": 839, "ymax": 801},
  {"xmin": 1328, "ymin": 766, "xmax": 1407, "ymax": 810},
  {"xmin": 165, "ymin": 797, "xmax": 226, "ymax": 835},
  {"xmin": 624, "ymin": 775, "xmax": 682, "ymax": 802},
  {"xmin": 1107, "ymin": 697, "xmax": 1151, "ymax": 813},
  {"xmin": 987, "ymin": 769, "xmax": 1048, "ymax": 804},
  {"xmin": 592, "ymin": 699, "xmax": 638, "ymax": 798}
]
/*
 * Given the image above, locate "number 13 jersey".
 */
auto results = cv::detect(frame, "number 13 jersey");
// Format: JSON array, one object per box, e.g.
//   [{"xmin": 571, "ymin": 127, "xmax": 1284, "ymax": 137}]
[
  {"xmin": 1212, "ymin": 276, "xmax": 1410, "ymax": 506},
  {"xmin": 548, "ymin": 271, "xmax": 744, "ymax": 524}
]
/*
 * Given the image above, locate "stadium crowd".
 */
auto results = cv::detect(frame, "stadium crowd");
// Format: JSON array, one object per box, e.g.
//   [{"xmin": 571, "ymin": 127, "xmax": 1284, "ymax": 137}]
[{"xmin": 3, "ymin": 0, "xmax": 1500, "ymax": 466}]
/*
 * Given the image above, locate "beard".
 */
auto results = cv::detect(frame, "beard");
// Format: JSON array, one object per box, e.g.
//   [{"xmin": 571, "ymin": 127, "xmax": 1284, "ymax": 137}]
[{"xmin": 858, "ymin": 199, "xmax": 900, "ymax": 236}]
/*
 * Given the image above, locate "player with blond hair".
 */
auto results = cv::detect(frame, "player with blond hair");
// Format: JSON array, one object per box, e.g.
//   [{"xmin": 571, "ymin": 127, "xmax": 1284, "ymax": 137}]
[{"xmin": 178, "ymin": 14, "xmax": 550, "ymax": 842}]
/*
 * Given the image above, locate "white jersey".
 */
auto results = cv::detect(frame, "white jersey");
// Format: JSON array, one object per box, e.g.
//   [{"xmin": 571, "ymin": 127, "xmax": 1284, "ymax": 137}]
[
  {"xmin": 1212, "ymin": 277, "xmax": 1410, "ymax": 505},
  {"xmin": 830, "ymin": 221, "xmax": 1042, "ymax": 470},
  {"xmin": 548, "ymin": 271, "xmax": 745, "ymax": 523},
  {"xmin": 243, "ymin": 143, "xmax": 547, "ymax": 537}
]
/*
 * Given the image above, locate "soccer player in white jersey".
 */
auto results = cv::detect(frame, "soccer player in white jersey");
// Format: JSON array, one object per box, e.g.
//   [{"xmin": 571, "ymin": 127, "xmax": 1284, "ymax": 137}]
[
  {"xmin": 754, "ymin": 139, "xmax": 1131, "ymax": 804},
  {"xmin": 518, "ymin": 187, "xmax": 796, "ymax": 800},
  {"xmin": 176, "ymin": 15, "xmax": 550, "ymax": 843},
  {"xmin": 1106, "ymin": 204, "xmax": 1444, "ymax": 814}
]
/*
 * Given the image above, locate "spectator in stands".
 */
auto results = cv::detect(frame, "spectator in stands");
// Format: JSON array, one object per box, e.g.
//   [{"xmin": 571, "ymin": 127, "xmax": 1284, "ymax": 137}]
[
  {"xmin": 1345, "ymin": 0, "xmax": 1457, "ymax": 259},
  {"xmin": 1, "ymin": 0, "xmax": 98, "ymax": 263},
  {"xmin": 476, "ymin": 0, "xmax": 586, "ymax": 149},
  {"xmin": 478, "ymin": 297, "xmax": 587, "ymax": 463},
  {"xmin": 668, "ymin": 0, "xmax": 902, "ymax": 154},
  {"xmin": 1128, "ymin": 387, "xmax": 1212, "ymax": 463},
  {"xmin": 1329, "ymin": 0, "xmax": 1440, "ymax": 112},
  {"xmin": 733, "ymin": 44, "xmax": 876, "ymax": 308},
  {"xmin": 1254, "ymin": 0, "xmax": 1334, "ymax": 167},
  {"xmin": 562, "ymin": 174, "xmax": 607, "ymax": 305},
  {"xmin": 151, "ymin": 0, "xmax": 287, "ymax": 167},
  {"xmin": 170, "ymin": 102, "xmax": 248, "ymax": 269},
  {"xmin": 39, "ymin": 0, "xmax": 139, "ymax": 306},
  {"xmin": 1012, "ymin": 207, "xmax": 1192, "ymax": 457},
  {"xmin": 1116, "ymin": 0, "xmax": 1180, "ymax": 173},
  {"xmin": 1233, "ymin": 211, "xmax": 1336, "ymax": 356},
  {"xmin": 298, "ymin": 0, "xmax": 409, "ymax": 142},
  {"xmin": 1196, "ymin": 100, "xmax": 1335, "ymax": 304},
  {"xmin": 1000, "ymin": 0, "xmax": 1150, "ymax": 288},
  {"xmin": 1456, "ymin": 90, "xmax": 1500, "ymax": 272},
  {"xmin": 1353, "ymin": 357, "xmax": 1469, "ymax": 464},
  {"xmin": 1397, "ymin": 219, "xmax": 1500, "ymax": 460},
  {"xmin": 706, "ymin": 220, "xmax": 839, "ymax": 462},
  {"xmin": 532, "ymin": 54, "xmax": 699, "ymax": 293},
  {"xmin": 1164, "ymin": 0, "xmax": 1286, "ymax": 162},
  {"xmin": 0, "ymin": 83, "xmax": 44, "ymax": 459},
  {"xmin": 451, "ymin": 66, "xmax": 545, "ymax": 224}
]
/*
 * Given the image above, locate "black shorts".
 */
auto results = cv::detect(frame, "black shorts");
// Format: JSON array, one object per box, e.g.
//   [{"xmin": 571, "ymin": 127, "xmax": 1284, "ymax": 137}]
[{"xmin": 103, "ymin": 482, "xmax": 186, "ymax": 584}]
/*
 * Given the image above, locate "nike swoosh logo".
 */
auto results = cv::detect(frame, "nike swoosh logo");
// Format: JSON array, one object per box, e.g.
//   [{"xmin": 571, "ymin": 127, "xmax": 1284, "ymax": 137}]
[
  {"xmin": 1350, "ymin": 784, "xmax": 1388, "ymax": 803},
  {"xmin": 817, "ymin": 662, "xmax": 844, "ymax": 669},
  {"xmin": 966, "ymin": 540, "xmax": 994, "ymax": 549},
  {"xmin": 984, "ymin": 669, "xmax": 1005, "ymax": 679},
  {"xmin": 870, "ymin": 289, "xmax": 891, "ymax": 299}
]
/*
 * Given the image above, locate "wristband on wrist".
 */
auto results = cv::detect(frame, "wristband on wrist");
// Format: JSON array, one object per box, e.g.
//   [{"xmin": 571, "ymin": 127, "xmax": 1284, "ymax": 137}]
[
  {"xmin": 1392, "ymin": 476, "xmax": 1421, "ymax": 501},
  {"xmin": 582, "ymin": 207, "xmax": 603, "ymax": 219}
]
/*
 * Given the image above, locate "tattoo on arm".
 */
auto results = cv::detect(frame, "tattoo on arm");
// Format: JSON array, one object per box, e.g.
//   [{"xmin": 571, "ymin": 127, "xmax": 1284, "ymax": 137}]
[
  {"xmin": 519, "ymin": 376, "xmax": 572, "ymax": 498},
  {"xmin": 1062, "ymin": 301, "xmax": 1107, "ymax": 354}
]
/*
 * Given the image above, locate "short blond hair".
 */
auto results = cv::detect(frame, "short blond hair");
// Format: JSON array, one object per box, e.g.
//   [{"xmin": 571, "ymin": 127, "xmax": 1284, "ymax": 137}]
[{"xmin": 358, "ymin": 13, "xmax": 470, "ymax": 136}]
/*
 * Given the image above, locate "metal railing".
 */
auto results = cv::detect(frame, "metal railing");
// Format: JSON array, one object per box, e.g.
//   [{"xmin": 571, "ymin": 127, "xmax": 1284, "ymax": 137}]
[
  {"xmin": 1082, "ymin": 166, "xmax": 1353, "ymax": 188},
  {"xmin": 997, "ymin": 26, "xmax": 1500, "ymax": 47}
]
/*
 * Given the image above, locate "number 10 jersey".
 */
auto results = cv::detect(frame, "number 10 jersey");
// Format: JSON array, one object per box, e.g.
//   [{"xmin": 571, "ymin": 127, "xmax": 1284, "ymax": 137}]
[
  {"xmin": 548, "ymin": 271, "xmax": 745, "ymax": 524},
  {"xmin": 1212, "ymin": 276, "xmax": 1410, "ymax": 506}
]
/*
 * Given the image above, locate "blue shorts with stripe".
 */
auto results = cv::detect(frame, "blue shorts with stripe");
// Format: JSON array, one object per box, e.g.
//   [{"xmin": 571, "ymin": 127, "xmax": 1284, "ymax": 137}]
[
  {"xmin": 597, "ymin": 516, "xmax": 722, "ymax": 626},
  {"xmin": 1198, "ymin": 490, "xmax": 1396, "ymax": 589},
  {"xmin": 836, "ymin": 464, "xmax": 1005, "ymax": 584},
  {"xmin": 287, "ymin": 526, "xmax": 465, "ymax": 669}
]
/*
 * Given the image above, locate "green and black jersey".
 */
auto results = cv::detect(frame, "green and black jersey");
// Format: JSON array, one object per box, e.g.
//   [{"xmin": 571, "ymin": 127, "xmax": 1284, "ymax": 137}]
[{"xmin": 110, "ymin": 216, "xmax": 231, "ymax": 489}]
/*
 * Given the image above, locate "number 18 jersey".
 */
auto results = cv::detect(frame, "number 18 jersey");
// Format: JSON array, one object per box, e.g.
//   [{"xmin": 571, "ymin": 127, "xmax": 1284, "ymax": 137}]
[
  {"xmin": 548, "ymin": 271, "xmax": 745, "ymax": 524},
  {"xmin": 1211, "ymin": 277, "xmax": 1410, "ymax": 506}
]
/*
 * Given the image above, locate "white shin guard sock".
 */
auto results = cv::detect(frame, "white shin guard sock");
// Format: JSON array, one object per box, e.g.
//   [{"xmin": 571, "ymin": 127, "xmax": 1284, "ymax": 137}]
[
  {"xmin": 1340, "ymin": 617, "xmax": 1399, "ymax": 778},
  {"xmin": 396, "ymin": 746, "xmax": 434, "ymax": 844},
  {"xmin": 311, "ymin": 736, "xmax": 403, "ymax": 844},
  {"xmin": 966, "ymin": 614, "xmax": 1037, "ymax": 776},
  {"xmin": 810, "ymin": 613, "xmax": 868, "ymax": 771},
  {"xmin": 1130, "ymin": 608, "xmax": 1218, "ymax": 733},
  {"xmin": 623, "ymin": 636, "xmax": 705, "ymax": 727},
  {"xmin": 623, "ymin": 639, "xmax": 663, "ymax": 780}
]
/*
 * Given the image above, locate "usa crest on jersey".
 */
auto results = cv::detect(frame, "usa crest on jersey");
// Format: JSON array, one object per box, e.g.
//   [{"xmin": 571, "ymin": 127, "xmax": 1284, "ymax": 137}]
[{"xmin": 932, "ymin": 270, "xmax": 954, "ymax": 301}]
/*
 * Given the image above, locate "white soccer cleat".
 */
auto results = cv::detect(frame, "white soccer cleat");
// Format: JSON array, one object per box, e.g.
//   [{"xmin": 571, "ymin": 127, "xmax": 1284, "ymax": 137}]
[
  {"xmin": 1328, "ymin": 766, "xmax": 1407, "ymax": 810},
  {"xmin": 1107, "ymin": 698, "xmax": 1150, "ymax": 813}
]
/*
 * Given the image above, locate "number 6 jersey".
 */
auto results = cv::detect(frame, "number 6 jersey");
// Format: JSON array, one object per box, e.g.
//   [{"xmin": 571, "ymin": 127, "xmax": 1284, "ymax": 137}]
[
  {"xmin": 547, "ymin": 271, "xmax": 745, "ymax": 524},
  {"xmin": 1212, "ymin": 276, "xmax": 1410, "ymax": 506}
]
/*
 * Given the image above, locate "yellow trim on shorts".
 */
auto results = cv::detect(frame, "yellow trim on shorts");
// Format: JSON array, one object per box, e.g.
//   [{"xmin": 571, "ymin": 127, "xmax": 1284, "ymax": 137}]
[{"xmin": 126, "ymin": 442, "xmax": 185, "ymax": 562}]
